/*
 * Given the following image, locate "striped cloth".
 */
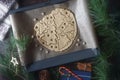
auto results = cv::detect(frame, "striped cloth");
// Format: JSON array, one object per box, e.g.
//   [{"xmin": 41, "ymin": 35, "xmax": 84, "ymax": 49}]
[{"xmin": 0, "ymin": 0, "xmax": 14, "ymax": 41}]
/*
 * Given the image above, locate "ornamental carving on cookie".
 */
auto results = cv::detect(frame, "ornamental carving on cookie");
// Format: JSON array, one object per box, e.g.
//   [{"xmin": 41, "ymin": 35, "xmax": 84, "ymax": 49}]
[{"xmin": 34, "ymin": 8, "xmax": 77, "ymax": 52}]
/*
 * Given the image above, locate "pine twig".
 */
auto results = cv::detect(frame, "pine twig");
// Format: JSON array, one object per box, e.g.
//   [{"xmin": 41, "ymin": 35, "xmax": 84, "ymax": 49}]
[{"xmin": 0, "ymin": 64, "xmax": 25, "ymax": 80}]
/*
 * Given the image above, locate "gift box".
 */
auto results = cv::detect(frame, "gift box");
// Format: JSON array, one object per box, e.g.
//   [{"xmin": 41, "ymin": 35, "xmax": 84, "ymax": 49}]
[
  {"xmin": 10, "ymin": 0, "xmax": 98, "ymax": 72},
  {"xmin": 60, "ymin": 70, "xmax": 91, "ymax": 80},
  {"xmin": 59, "ymin": 66, "xmax": 91, "ymax": 80},
  {"xmin": 76, "ymin": 63, "xmax": 92, "ymax": 72}
]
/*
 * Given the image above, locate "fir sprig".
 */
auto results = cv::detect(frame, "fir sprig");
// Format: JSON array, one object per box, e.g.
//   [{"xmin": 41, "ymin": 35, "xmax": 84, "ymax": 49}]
[
  {"xmin": 16, "ymin": 35, "xmax": 30, "ymax": 51},
  {"xmin": 0, "ymin": 32, "xmax": 34, "ymax": 80},
  {"xmin": 89, "ymin": 0, "xmax": 109, "ymax": 27},
  {"xmin": 89, "ymin": 0, "xmax": 120, "ymax": 80}
]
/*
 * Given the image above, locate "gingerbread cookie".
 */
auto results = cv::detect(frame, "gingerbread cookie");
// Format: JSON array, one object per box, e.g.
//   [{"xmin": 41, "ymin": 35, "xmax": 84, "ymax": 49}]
[{"xmin": 34, "ymin": 8, "xmax": 77, "ymax": 52}]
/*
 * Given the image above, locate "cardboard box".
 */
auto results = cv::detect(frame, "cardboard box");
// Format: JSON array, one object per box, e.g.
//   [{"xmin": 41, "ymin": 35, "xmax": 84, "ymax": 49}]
[{"xmin": 10, "ymin": 0, "xmax": 98, "ymax": 72}]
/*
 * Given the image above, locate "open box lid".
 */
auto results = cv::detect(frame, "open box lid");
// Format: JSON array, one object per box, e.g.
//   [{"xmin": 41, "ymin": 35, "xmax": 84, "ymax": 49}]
[{"xmin": 10, "ymin": 0, "xmax": 98, "ymax": 72}]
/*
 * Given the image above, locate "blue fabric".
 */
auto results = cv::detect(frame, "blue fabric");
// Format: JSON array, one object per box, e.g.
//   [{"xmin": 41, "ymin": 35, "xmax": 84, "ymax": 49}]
[{"xmin": 61, "ymin": 70, "xmax": 91, "ymax": 80}]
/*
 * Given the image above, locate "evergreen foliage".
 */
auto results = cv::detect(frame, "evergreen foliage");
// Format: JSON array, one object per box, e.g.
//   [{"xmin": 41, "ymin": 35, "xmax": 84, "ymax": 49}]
[
  {"xmin": 89, "ymin": 0, "xmax": 120, "ymax": 80},
  {"xmin": 0, "ymin": 33, "xmax": 34, "ymax": 80}
]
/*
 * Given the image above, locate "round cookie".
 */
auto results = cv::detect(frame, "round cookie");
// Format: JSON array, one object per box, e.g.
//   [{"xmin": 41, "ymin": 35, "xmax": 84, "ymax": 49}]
[{"xmin": 34, "ymin": 8, "xmax": 77, "ymax": 52}]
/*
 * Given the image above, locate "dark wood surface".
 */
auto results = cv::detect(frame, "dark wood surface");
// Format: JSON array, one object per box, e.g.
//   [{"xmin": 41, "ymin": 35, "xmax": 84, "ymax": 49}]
[{"xmin": 0, "ymin": 74, "xmax": 9, "ymax": 80}]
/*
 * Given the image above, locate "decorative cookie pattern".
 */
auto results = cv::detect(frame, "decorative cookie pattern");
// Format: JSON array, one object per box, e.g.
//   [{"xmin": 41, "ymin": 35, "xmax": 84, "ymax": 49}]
[{"xmin": 34, "ymin": 8, "xmax": 77, "ymax": 52}]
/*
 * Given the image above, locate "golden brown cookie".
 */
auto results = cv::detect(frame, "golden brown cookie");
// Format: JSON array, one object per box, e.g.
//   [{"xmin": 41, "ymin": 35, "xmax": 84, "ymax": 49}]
[{"xmin": 34, "ymin": 8, "xmax": 77, "ymax": 52}]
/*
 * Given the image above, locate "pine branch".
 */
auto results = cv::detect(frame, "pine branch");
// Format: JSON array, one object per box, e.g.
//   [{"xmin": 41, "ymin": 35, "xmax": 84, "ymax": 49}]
[
  {"xmin": 89, "ymin": 0, "xmax": 110, "ymax": 27},
  {"xmin": 15, "ymin": 35, "xmax": 30, "ymax": 51},
  {"xmin": 0, "ymin": 64, "xmax": 25, "ymax": 80},
  {"xmin": 89, "ymin": 0, "xmax": 120, "ymax": 80},
  {"xmin": 0, "ymin": 32, "xmax": 34, "ymax": 80}
]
